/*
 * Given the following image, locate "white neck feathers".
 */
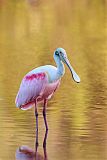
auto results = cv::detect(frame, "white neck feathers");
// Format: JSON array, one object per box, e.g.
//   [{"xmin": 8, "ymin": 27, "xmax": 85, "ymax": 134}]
[{"xmin": 54, "ymin": 54, "xmax": 65, "ymax": 79}]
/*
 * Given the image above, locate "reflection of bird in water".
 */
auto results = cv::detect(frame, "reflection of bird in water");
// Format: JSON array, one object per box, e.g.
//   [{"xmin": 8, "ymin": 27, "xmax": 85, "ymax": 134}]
[
  {"xmin": 16, "ymin": 130, "xmax": 48, "ymax": 160},
  {"xmin": 15, "ymin": 48, "xmax": 80, "ymax": 130}
]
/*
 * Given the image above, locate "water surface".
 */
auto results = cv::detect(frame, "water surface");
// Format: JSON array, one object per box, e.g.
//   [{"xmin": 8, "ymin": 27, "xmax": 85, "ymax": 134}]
[{"xmin": 0, "ymin": 0, "xmax": 107, "ymax": 160}]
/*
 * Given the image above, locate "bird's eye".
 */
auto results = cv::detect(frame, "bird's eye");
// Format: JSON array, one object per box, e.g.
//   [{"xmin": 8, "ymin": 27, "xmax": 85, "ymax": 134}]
[
  {"xmin": 55, "ymin": 51, "xmax": 59, "ymax": 55},
  {"xmin": 60, "ymin": 51, "xmax": 62, "ymax": 54}
]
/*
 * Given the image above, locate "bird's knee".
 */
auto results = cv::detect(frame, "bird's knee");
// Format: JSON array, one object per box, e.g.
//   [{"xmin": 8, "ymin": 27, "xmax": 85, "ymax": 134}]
[
  {"xmin": 43, "ymin": 110, "xmax": 46, "ymax": 117},
  {"xmin": 35, "ymin": 112, "xmax": 38, "ymax": 117}
]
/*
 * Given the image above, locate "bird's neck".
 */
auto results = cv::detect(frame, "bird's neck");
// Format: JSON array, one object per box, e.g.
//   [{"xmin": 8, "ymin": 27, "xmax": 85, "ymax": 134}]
[{"xmin": 54, "ymin": 56, "xmax": 65, "ymax": 79}]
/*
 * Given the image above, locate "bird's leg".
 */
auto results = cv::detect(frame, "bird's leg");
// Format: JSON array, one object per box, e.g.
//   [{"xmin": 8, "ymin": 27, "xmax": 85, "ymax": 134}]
[
  {"xmin": 43, "ymin": 99, "xmax": 48, "ymax": 130},
  {"xmin": 35, "ymin": 134, "xmax": 39, "ymax": 159},
  {"xmin": 43, "ymin": 129, "xmax": 48, "ymax": 147},
  {"xmin": 43, "ymin": 130, "xmax": 48, "ymax": 160},
  {"xmin": 35, "ymin": 100, "xmax": 39, "ymax": 146}
]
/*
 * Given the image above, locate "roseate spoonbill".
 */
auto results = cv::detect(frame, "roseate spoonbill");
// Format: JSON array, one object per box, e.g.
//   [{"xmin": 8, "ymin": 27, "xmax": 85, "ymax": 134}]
[{"xmin": 15, "ymin": 48, "xmax": 80, "ymax": 130}]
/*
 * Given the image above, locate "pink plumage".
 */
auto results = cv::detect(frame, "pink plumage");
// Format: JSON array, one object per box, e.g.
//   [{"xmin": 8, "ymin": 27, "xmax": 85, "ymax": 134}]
[{"xmin": 15, "ymin": 72, "xmax": 60, "ymax": 110}]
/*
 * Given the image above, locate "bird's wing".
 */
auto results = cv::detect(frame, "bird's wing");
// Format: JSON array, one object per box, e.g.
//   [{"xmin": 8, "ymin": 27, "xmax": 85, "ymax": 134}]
[{"xmin": 15, "ymin": 72, "xmax": 48, "ymax": 107}]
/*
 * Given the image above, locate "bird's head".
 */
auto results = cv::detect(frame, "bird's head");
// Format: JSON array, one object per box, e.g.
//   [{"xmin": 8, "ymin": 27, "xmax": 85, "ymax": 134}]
[{"xmin": 54, "ymin": 48, "xmax": 80, "ymax": 83}]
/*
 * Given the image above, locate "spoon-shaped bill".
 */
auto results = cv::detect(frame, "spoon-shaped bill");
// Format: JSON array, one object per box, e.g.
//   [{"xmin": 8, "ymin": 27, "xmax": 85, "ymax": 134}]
[{"xmin": 64, "ymin": 58, "xmax": 80, "ymax": 83}]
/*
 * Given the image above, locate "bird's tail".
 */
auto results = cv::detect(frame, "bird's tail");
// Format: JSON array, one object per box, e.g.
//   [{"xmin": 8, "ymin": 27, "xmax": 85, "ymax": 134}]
[
  {"xmin": 19, "ymin": 101, "xmax": 34, "ymax": 111},
  {"xmin": 15, "ymin": 92, "xmax": 34, "ymax": 110}
]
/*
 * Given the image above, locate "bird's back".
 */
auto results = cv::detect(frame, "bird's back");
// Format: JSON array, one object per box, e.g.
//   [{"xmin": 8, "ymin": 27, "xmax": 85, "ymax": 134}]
[{"xmin": 27, "ymin": 65, "xmax": 57, "ymax": 82}]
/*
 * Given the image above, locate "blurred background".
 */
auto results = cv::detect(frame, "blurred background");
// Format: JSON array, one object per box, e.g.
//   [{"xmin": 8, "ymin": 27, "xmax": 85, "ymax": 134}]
[{"xmin": 0, "ymin": 0, "xmax": 107, "ymax": 160}]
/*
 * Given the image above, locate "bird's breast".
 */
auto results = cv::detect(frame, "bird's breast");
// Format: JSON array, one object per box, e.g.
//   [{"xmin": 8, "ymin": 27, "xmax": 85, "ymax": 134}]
[{"xmin": 39, "ymin": 79, "xmax": 60, "ymax": 100}]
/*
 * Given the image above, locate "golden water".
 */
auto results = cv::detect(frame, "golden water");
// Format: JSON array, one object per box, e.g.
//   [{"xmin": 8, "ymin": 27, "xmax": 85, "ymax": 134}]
[{"xmin": 0, "ymin": 0, "xmax": 107, "ymax": 160}]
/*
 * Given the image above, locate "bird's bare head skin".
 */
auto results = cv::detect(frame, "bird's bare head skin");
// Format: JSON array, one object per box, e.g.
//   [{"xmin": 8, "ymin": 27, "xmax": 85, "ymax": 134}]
[{"xmin": 54, "ymin": 48, "xmax": 80, "ymax": 83}]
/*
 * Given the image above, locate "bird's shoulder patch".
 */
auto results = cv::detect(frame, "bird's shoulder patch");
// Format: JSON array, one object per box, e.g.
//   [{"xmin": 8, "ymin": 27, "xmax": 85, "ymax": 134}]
[{"xmin": 25, "ymin": 73, "xmax": 46, "ymax": 81}]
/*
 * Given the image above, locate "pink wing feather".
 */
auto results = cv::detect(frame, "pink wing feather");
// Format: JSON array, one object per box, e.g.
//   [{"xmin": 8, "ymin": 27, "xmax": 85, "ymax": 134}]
[{"xmin": 15, "ymin": 72, "xmax": 48, "ymax": 110}]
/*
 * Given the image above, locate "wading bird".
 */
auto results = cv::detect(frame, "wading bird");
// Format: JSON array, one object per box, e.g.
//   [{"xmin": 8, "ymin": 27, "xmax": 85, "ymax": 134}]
[{"xmin": 15, "ymin": 48, "xmax": 80, "ymax": 130}]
